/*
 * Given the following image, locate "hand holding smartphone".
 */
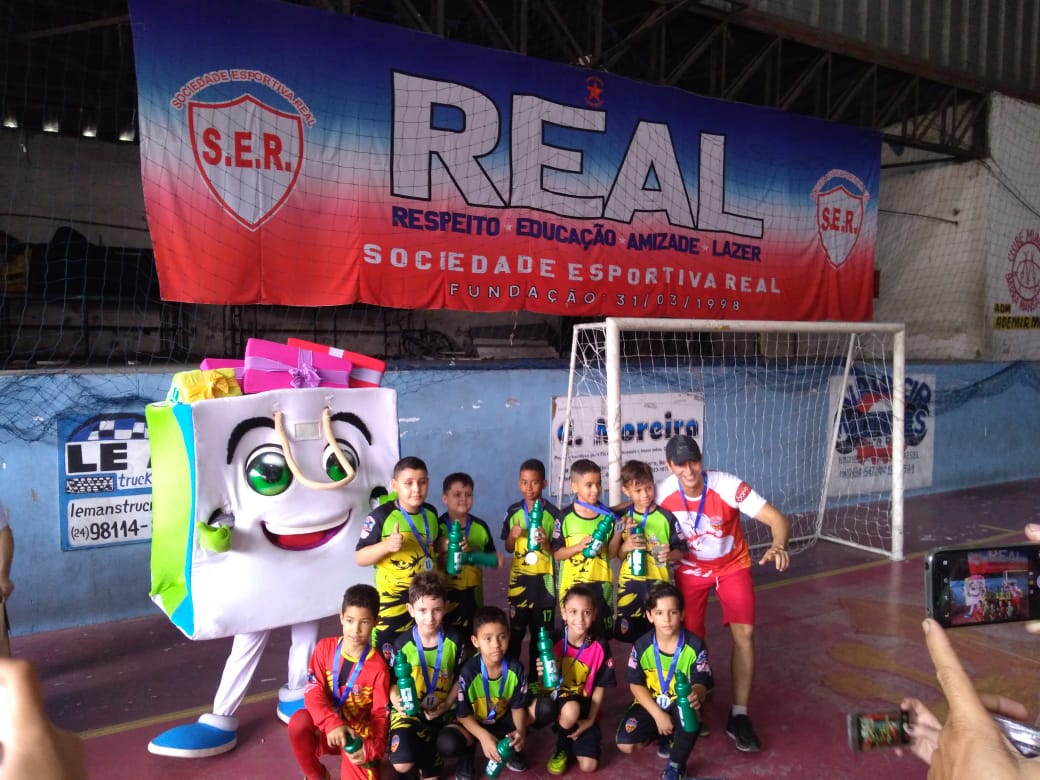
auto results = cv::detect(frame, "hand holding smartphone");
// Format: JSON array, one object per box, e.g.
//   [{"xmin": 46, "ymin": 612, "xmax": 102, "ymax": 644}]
[
  {"xmin": 925, "ymin": 542, "xmax": 1040, "ymax": 628},
  {"xmin": 848, "ymin": 708, "xmax": 1040, "ymax": 758}
]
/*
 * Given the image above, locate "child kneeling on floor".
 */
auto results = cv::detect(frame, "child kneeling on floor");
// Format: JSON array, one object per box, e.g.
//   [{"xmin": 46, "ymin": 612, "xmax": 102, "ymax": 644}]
[
  {"xmin": 615, "ymin": 582, "xmax": 712, "ymax": 780},
  {"xmin": 289, "ymin": 584, "xmax": 390, "ymax": 780}
]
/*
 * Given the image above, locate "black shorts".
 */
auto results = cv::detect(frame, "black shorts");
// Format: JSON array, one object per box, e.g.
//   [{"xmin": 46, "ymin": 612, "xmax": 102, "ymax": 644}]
[
  {"xmin": 446, "ymin": 585, "xmax": 479, "ymax": 636},
  {"xmin": 551, "ymin": 695, "xmax": 601, "ymax": 759},
  {"xmin": 389, "ymin": 715, "xmax": 452, "ymax": 773},
  {"xmin": 615, "ymin": 702, "xmax": 677, "ymax": 745},
  {"xmin": 614, "ymin": 580, "xmax": 652, "ymax": 642}
]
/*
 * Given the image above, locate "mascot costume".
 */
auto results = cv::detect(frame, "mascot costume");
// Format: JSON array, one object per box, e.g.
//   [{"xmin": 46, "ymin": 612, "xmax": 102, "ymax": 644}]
[{"xmin": 145, "ymin": 346, "xmax": 397, "ymax": 758}]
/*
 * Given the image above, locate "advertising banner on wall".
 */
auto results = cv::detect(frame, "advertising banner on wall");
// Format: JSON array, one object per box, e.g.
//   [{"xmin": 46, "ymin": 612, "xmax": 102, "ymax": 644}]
[
  {"xmin": 549, "ymin": 392, "xmax": 705, "ymax": 495},
  {"xmin": 58, "ymin": 413, "xmax": 152, "ymax": 550},
  {"xmin": 826, "ymin": 371, "xmax": 935, "ymax": 495},
  {"xmin": 129, "ymin": 0, "xmax": 879, "ymax": 320}
]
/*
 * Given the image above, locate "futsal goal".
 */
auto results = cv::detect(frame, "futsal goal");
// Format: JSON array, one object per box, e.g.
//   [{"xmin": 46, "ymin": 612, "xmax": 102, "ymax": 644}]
[{"xmin": 552, "ymin": 318, "xmax": 907, "ymax": 561}]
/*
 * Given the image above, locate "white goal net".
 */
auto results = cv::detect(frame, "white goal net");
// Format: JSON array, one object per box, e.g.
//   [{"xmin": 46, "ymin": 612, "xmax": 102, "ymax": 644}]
[{"xmin": 552, "ymin": 317, "xmax": 907, "ymax": 561}]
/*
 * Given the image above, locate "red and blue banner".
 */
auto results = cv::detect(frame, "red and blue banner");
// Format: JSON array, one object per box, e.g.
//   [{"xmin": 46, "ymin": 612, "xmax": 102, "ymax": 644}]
[{"xmin": 129, "ymin": 0, "xmax": 880, "ymax": 320}]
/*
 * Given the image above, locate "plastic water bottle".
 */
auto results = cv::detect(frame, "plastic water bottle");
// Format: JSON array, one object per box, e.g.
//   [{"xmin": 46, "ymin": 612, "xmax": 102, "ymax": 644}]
[
  {"xmin": 674, "ymin": 671, "xmax": 699, "ymax": 733},
  {"xmin": 343, "ymin": 733, "xmax": 363, "ymax": 755},
  {"xmin": 527, "ymin": 499, "xmax": 543, "ymax": 552},
  {"xmin": 536, "ymin": 626, "xmax": 560, "ymax": 689},
  {"xmin": 393, "ymin": 653, "xmax": 419, "ymax": 716},
  {"xmin": 629, "ymin": 533, "xmax": 647, "ymax": 577},
  {"xmin": 485, "ymin": 737, "xmax": 516, "ymax": 778},
  {"xmin": 582, "ymin": 515, "xmax": 614, "ymax": 558},
  {"xmin": 446, "ymin": 520, "xmax": 464, "ymax": 575},
  {"xmin": 461, "ymin": 550, "xmax": 498, "ymax": 567}
]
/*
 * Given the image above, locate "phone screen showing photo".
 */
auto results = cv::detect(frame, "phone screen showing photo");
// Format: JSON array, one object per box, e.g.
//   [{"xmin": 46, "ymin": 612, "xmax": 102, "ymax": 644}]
[
  {"xmin": 847, "ymin": 710, "xmax": 911, "ymax": 751},
  {"xmin": 928, "ymin": 544, "xmax": 1040, "ymax": 628}
]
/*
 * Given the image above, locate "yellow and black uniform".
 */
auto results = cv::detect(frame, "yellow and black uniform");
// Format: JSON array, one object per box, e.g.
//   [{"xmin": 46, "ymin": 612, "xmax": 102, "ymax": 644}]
[
  {"xmin": 552, "ymin": 504, "xmax": 614, "ymax": 636},
  {"xmin": 438, "ymin": 513, "xmax": 497, "ymax": 636},
  {"xmin": 500, "ymin": 498, "xmax": 559, "ymax": 668},
  {"xmin": 356, "ymin": 500, "xmax": 443, "ymax": 658},
  {"xmin": 457, "ymin": 654, "xmax": 531, "ymax": 740},
  {"xmin": 616, "ymin": 628, "xmax": 713, "ymax": 768},
  {"xmin": 614, "ymin": 505, "xmax": 685, "ymax": 642},
  {"xmin": 388, "ymin": 625, "xmax": 466, "ymax": 775}
]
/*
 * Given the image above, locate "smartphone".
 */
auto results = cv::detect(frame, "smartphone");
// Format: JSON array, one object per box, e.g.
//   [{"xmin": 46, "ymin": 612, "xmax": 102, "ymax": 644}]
[
  {"xmin": 994, "ymin": 715, "xmax": 1040, "ymax": 758},
  {"xmin": 847, "ymin": 709, "xmax": 911, "ymax": 751},
  {"xmin": 924, "ymin": 542, "xmax": 1040, "ymax": 628}
]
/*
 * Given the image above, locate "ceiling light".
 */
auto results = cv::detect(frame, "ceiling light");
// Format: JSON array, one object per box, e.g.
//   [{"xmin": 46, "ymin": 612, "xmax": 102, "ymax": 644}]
[
  {"xmin": 2, "ymin": 116, "xmax": 17, "ymax": 129},
  {"xmin": 81, "ymin": 125, "xmax": 97, "ymax": 138},
  {"xmin": 118, "ymin": 127, "xmax": 135, "ymax": 142},
  {"xmin": 42, "ymin": 119, "xmax": 59, "ymax": 133}
]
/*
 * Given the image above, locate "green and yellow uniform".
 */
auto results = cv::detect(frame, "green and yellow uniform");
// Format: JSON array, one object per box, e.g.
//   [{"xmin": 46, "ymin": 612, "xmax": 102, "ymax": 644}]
[
  {"xmin": 437, "ymin": 512, "xmax": 497, "ymax": 635},
  {"xmin": 552, "ymin": 504, "xmax": 614, "ymax": 636},
  {"xmin": 614, "ymin": 505, "xmax": 684, "ymax": 642},
  {"xmin": 356, "ymin": 500, "xmax": 443, "ymax": 657}
]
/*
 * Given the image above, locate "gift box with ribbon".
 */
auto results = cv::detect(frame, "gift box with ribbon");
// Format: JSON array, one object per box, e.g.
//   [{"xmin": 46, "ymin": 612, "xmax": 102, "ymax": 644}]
[
  {"xmin": 199, "ymin": 357, "xmax": 245, "ymax": 379},
  {"xmin": 167, "ymin": 368, "xmax": 242, "ymax": 404},
  {"xmin": 241, "ymin": 338, "xmax": 353, "ymax": 394},
  {"xmin": 286, "ymin": 337, "xmax": 386, "ymax": 388}
]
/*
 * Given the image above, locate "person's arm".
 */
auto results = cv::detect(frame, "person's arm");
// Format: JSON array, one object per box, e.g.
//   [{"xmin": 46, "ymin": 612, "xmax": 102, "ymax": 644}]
[
  {"xmin": 361, "ymin": 660, "xmax": 391, "ymax": 765},
  {"xmin": 0, "ymin": 658, "xmax": 85, "ymax": 780},
  {"xmin": 0, "ymin": 525, "xmax": 14, "ymax": 598},
  {"xmin": 508, "ymin": 706, "xmax": 530, "ymax": 751},
  {"xmin": 916, "ymin": 618, "xmax": 1038, "ymax": 779},
  {"xmin": 631, "ymin": 682, "xmax": 673, "ymax": 736},
  {"xmin": 355, "ymin": 519, "xmax": 403, "ymax": 566},
  {"xmin": 305, "ymin": 641, "xmax": 349, "ymax": 735},
  {"xmin": 752, "ymin": 502, "xmax": 790, "ymax": 571},
  {"xmin": 457, "ymin": 714, "xmax": 503, "ymax": 761},
  {"xmin": 571, "ymin": 686, "xmax": 606, "ymax": 739}
]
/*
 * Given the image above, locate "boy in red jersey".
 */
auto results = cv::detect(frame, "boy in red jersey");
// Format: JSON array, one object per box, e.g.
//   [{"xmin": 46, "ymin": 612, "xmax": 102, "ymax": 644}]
[{"xmin": 288, "ymin": 584, "xmax": 390, "ymax": 780}]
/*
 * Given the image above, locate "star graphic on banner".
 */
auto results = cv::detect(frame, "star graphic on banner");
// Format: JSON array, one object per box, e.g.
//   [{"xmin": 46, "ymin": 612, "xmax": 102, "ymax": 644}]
[{"xmin": 585, "ymin": 77, "xmax": 604, "ymax": 107}]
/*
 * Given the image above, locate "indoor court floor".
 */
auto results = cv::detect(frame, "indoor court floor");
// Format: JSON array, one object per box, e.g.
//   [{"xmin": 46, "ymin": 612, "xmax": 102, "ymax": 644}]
[{"xmin": 21, "ymin": 477, "xmax": 1040, "ymax": 779}]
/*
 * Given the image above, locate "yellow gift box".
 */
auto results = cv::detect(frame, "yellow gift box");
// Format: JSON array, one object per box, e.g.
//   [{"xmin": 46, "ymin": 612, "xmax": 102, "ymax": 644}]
[{"xmin": 167, "ymin": 368, "xmax": 242, "ymax": 404}]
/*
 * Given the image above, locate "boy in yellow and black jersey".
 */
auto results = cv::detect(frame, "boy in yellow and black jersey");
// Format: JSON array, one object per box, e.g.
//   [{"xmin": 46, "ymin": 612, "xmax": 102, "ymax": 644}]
[
  {"xmin": 356, "ymin": 456, "xmax": 447, "ymax": 660},
  {"xmin": 552, "ymin": 459, "xmax": 615, "ymax": 638},
  {"xmin": 609, "ymin": 460, "xmax": 686, "ymax": 643},
  {"xmin": 501, "ymin": 458, "xmax": 560, "ymax": 672},
  {"xmin": 438, "ymin": 472, "xmax": 499, "ymax": 637},
  {"xmin": 388, "ymin": 571, "xmax": 468, "ymax": 780}
]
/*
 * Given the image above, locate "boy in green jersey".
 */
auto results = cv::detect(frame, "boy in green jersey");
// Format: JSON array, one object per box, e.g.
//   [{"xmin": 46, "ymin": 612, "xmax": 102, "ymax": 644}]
[
  {"xmin": 609, "ymin": 460, "xmax": 685, "ymax": 642},
  {"xmin": 438, "ymin": 473, "xmax": 499, "ymax": 637}
]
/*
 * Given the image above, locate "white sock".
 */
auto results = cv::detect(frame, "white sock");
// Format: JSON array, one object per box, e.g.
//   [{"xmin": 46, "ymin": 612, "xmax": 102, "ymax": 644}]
[{"xmin": 731, "ymin": 705, "xmax": 748, "ymax": 717}]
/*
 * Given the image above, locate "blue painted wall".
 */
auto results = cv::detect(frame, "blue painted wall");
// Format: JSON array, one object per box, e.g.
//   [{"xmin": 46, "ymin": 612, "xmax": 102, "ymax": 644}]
[{"xmin": 0, "ymin": 361, "xmax": 1038, "ymax": 636}]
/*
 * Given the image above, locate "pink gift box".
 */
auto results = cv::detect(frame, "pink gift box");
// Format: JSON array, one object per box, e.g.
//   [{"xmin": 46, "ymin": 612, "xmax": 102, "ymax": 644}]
[
  {"xmin": 241, "ymin": 338, "xmax": 353, "ymax": 394},
  {"xmin": 199, "ymin": 357, "xmax": 245, "ymax": 380},
  {"xmin": 286, "ymin": 338, "xmax": 386, "ymax": 388}
]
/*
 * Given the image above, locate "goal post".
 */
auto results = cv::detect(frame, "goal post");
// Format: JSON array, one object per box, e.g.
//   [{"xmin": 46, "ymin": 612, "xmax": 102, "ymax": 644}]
[{"xmin": 554, "ymin": 317, "xmax": 906, "ymax": 561}]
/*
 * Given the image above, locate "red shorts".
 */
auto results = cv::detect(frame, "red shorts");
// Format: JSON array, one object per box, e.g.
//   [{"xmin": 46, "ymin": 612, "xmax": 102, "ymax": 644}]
[{"xmin": 675, "ymin": 564, "xmax": 755, "ymax": 640}]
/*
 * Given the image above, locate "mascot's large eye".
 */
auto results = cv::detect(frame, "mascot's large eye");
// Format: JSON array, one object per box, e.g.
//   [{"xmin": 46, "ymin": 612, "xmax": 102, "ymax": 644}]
[
  {"xmin": 323, "ymin": 441, "xmax": 359, "ymax": 481},
  {"xmin": 245, "ymin": 447, "xmax": 292, "ymax": 495}
]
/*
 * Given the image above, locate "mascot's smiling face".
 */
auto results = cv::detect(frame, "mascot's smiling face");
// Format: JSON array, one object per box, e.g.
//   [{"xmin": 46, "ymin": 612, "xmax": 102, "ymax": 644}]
[
  {"xmin": 224, "ymin": 408, "xmax": 377, "ymax": 551},
  {"xmin": 149, "ymin": 387, "xmax": 399, "ymax": 639}
]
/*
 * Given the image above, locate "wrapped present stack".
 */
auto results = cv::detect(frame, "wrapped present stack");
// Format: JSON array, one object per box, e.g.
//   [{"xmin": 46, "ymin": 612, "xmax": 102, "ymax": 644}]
[{"xmin": 167, "ymin": 338, "xmax": 387, "ymax": 403}]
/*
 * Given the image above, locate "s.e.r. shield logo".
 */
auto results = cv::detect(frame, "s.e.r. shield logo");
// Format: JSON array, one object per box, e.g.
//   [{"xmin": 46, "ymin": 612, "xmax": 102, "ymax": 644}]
[
  {"xmin": 188, "ymin": 94, "xmax": 304, "ymax": 231},
  {"xmin": 1006, "ymin": 229, "xmax": 1040, "ymax": 312},
  {"xmin": 811, "ymin": 169, "xmax": 870, "ymax": 268}
]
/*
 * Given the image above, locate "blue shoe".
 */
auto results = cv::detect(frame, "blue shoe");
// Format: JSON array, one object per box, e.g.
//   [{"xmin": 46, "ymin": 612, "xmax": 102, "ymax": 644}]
[
  {"xmin": 277, "ymin": 684, "xmax": 306, "ymax": 724},
  {"xmin": 660, "ymin": 762, "xmax": 685, "ymax": 780},
  {"xmin": 147, "ymin": 713, "xmax": 238, "ymax": 758}
]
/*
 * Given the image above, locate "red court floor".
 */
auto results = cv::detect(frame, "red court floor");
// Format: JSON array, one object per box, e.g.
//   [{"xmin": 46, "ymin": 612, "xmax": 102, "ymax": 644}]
[{"xmin": 20, "ymin": 478, "xmax": 1040, "ymax": 780}]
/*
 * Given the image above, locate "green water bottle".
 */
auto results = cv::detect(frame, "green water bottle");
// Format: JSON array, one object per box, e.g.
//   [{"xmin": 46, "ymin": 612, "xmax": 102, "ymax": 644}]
[
  {"xmin": 484, "ymin": 737, "xmax": 515, "ymax": 778},
  {"xmin": 629, "ymin": 522, "xmax": 647, "ymax": 576},
  {"xmin": 527, "ymin": 499, "xmax": 543, "ymax": 552},
  {"xmin": 393, "ymin": 652, "xmax": 419, "ymax": 716},
  {"xmin": 461, "ymin": 550, "xmax": 498, "ymax": 567},
  {"xmin": 582, "ymin": 515, "xmax": 614, "ymax": 558},
  {"xmin": 536, "ymin": 626, "xmax": 560, "ymax": 690},
  {"xmin": 446, "ymin": 520, "xmax": 464, "ymax": 575},
  {"xmin": 343, "ymin": 733, "xmax": 363, "ymax": 755},
  {"xmin": 674, "ymin": 671, "xmax": 699, "ymax": 733}
]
